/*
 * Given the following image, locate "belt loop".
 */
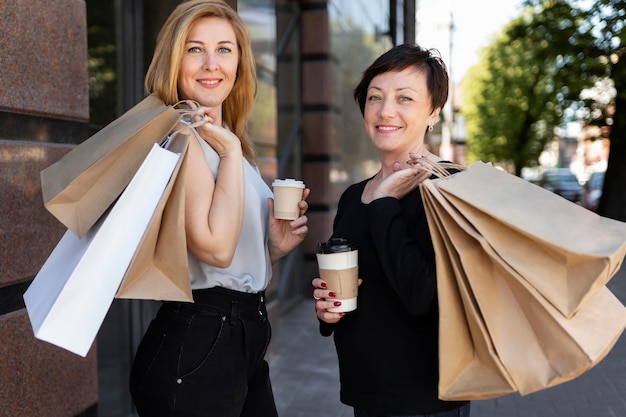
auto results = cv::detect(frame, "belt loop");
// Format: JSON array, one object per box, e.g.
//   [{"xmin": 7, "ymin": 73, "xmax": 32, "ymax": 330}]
[{"xmin": 258, "ymin": 291, "xmax": 266, "ymax": 321}]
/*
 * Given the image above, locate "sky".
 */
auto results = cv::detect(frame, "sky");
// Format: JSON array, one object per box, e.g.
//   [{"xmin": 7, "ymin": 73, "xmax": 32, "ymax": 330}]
[{"xmin": 450, "ymin": 0, "xmax": 523, "ymax": 82}]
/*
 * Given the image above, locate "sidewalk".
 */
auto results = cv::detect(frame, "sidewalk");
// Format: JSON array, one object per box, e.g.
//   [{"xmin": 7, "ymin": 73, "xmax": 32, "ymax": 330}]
[{"xmin": 269, "ymin": 267, "xmax": 626, "ymax": 417}]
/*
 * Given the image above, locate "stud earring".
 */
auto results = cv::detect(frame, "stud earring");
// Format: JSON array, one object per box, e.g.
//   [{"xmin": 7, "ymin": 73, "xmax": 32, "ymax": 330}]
[{"xmin": 428, "ymin": 124, "xmax": 434, "ymax": 132}]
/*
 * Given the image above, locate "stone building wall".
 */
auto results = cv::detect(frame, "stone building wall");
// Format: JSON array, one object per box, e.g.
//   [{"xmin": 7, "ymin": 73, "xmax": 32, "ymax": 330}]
[{"xmin": 0, "ymin": 1, "xmax": 98, "ymax": 415}]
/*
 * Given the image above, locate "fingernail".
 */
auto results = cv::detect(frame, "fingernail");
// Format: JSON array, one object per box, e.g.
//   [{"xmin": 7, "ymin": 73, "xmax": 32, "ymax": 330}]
[
  {"xmin": 334, "ymin": 301, "xmax": 342, "ymax": 307},
  {"xmin": 339, "ymin": 313, "xmax": 345, "ymax": 316},
  {"xmin": 321, "ymin": 282, "xmax": 327, "ymax": 288},
  {"xmin": 329, "ymin": 291, "xmax": 336, "ymax": 297}
]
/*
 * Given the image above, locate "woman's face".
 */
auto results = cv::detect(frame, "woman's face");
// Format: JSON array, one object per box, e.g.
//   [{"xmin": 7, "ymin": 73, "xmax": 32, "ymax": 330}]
[
  {"xmin": 178, "ymin": 17, "xmax": 239, "ymax": 111},
  {"xmin": 363, "ymin": 67, "xmax": 439, "ymax": 155}
]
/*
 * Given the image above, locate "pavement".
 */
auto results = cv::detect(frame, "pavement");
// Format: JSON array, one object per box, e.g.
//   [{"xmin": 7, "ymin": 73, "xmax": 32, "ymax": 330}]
[{"xmin": 269, "ymin": 265, "xmax": 626, "ymax": 417}]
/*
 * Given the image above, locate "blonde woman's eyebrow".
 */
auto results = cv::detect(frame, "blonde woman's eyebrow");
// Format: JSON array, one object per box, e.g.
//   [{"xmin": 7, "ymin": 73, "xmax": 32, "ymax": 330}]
[{"xmin": 185, "ymin": 39, "xmax": 236, "ymax": 46}]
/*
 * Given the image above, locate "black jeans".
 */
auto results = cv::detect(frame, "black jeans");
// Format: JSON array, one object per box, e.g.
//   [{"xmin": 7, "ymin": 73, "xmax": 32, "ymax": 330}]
[{"xmin": 130, "ymin": 286, "xmax": 277, "ymax": 417}]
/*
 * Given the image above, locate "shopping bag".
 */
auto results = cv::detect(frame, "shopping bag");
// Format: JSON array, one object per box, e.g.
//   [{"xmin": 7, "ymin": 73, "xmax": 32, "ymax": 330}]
[
  {"xmin": 423, "ymin": 189, "xmax": 516, "ymax": 400},
  {"xmin": 116, "ymin": 134, "xmax": 192, "ymax": 302},
  {"xmin": 422, "ymin": 173, "xmax": 626, "ymax": 400},
  {"xmin": 434, "ymin": 161, "xmax": 626, "ymax": 318},
  {"xmin": 41, "ymin": 94, "xmax": 182, "ymax": 237},
  {"xmin": 24, "ymin": 144, "xmax": 181, "ymax": 357}
]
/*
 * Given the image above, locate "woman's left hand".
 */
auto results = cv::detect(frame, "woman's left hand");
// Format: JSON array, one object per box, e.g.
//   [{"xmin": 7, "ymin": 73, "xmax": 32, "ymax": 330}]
[{"xmin": 268, "ymin": 188, "xmax": 310, "ymax": 263}]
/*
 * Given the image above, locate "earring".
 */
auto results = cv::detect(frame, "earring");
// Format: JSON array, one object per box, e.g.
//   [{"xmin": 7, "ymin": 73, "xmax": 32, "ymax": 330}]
[{"xmin": 428, "ymin": 124, "xmax": 434, "ymax": 132}]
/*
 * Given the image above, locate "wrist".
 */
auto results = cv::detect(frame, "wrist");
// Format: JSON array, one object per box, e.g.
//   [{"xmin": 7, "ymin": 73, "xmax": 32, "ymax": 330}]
[{"xmin": 218, "ymin": 145, "xmax": 243, "ymax": 159}]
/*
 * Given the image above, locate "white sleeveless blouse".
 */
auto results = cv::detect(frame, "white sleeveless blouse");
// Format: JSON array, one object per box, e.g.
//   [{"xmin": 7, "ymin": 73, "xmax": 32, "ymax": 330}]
[{"xmin": 186, "ymin": 129, "xmax": 274, "ymax": 293}]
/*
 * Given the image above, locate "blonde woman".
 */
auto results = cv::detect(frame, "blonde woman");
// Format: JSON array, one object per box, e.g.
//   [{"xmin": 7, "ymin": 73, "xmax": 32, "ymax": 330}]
[{"xmin": 129, "ymin": 1, "xmax": 309, "ymax": 416}]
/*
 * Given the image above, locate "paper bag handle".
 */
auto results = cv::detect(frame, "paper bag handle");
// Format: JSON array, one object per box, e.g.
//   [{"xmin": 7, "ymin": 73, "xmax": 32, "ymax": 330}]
[
  {"xmin": 408, "ymin": 157, "xmax": 466, "ymax": 178},
  {"xmin": 161, "ymin": 101, "xmax": 214, "ymax": 147}
]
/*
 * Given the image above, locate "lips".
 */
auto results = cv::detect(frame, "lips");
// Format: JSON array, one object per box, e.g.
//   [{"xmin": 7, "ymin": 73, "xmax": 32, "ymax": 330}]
[
  {"xmin": 376, "ymin": 125, "xmax": 400, "ymax": 132},
  {"xmin": 198, "ymin": 79, "xmax": 221, "ymax": 87}
]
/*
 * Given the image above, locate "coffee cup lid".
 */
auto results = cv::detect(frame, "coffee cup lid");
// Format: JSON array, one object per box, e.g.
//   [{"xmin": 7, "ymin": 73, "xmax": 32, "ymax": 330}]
[
  {"xmin": 272, "ymin": 178, "xmax": 305, "ymax": 188},
  {"xmin": 316, "ymin": 238, "xmax": 357, "ymax": 254}
]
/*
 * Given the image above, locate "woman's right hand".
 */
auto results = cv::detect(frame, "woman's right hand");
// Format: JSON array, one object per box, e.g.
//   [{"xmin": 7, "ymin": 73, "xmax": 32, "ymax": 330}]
[
  {"xmin": 177, "ymin": 100, "xmax": 241, "ymax": 158},
  {"xmin": 312, "ymin": 278, "xmax": 346, "ymax": 323},
  {"xmin": 195, "ymin": 107, "xmax": 242, "ymax": 158},
  {"xmin": 372, "ymin": 165, "xmax": 432, "ymax": 200}
]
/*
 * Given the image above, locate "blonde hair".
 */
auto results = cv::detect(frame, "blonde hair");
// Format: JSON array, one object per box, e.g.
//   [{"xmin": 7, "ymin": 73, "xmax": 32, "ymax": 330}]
[{"xmin": 145, "ymin": 0, "xmax": 258, "ymax": 163}]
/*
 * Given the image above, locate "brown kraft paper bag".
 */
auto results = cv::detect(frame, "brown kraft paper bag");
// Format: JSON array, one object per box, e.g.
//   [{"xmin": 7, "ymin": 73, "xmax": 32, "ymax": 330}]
[
  {"xmin": 421, "ymin": 177, "xmax": 626, "ymax": 400},
  {"xmin": 116, "ymin": 134, "xmax": 193, "ymax": 302},
  {"xmin": 434, "ymin": 161, "xmax": 626, "ymax": 318},
  {"xmin": 422, "ymin": 188, "xmax": 516, "ymax": 400},
  {"xmin": 41, "ymin": 94, "xmax": 183, "ymax": 237}
]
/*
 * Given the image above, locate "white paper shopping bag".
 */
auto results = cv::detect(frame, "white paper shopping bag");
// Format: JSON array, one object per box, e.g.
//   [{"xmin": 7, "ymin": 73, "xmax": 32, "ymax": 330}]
[{"xmin": 24, "ymin": 144, "xmax": 180, "ymax": 357}]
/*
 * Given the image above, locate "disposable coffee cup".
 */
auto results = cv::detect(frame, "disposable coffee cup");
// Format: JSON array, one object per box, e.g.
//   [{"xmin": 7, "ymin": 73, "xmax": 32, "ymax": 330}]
[
  {"xmin": 316, "ymin": 238, "xmax": 358, "ymax": 313},
  {"xmin": 272, "ymin": 179, "xmax": 305, "ymax": 220}
]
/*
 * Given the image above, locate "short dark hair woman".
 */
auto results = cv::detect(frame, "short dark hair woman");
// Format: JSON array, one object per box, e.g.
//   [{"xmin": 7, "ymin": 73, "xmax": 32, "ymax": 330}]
[{"xmin": 312, "ymin": 44, "xmax": 471, "ymax": 417}]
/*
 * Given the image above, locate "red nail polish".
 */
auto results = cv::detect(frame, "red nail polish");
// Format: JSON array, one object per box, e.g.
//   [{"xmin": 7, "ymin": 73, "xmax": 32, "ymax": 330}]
[
  {"xmin": 329, "ymin": 291, "xmax": 336, "ymax": 297},
  {"xmin": 334, "ymin": 301, "xmax": 342, "ymax": 307},
  {"xmin": 321, "ymin": 282, "xmax": 327, "ymax": 288}
]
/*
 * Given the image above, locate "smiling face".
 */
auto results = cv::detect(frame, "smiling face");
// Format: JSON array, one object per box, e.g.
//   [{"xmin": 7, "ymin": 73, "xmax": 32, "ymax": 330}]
[
  {"xmin": 363, "ymin": 67, "xmax": 440, "ymax": 157},
  {"xmin": 178, "ymin": 17, "xmax": 239, "ymax": 119}
]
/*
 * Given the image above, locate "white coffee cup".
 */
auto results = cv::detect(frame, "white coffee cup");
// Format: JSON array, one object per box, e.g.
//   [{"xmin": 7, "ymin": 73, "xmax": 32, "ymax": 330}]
[
  {"xmin": 272, "ymin": 179, "xmax": 305, "ymax": 220},
  {"xmin": 316, "ymin": 238, "xmax": 359, "ymax": 312}
]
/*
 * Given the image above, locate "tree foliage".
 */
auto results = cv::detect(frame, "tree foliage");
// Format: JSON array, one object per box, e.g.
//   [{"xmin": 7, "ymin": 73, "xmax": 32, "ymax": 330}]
[
  {"xmin": 518, "ymin": 0, "xmax": 626, "ymax": 220},
  {"xmin": 462, "ymin": 0, "xmax": 601, "ymax": 176}
]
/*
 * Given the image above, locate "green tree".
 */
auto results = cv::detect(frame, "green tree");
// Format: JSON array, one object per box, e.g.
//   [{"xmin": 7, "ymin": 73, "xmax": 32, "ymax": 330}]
[
  {"xmin": 462, "ymin": 0, "xmax": 599, "ymax": 176},
  {"xmin": 517, "ymin": 0, "xmax": 626, "ymax": 221}
]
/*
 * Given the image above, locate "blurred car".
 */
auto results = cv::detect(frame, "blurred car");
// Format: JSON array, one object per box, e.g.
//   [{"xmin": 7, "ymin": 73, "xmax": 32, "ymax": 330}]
[
  {"xmin": 538, "ymin": 168, "xmax": 583, "ymax": 203},
  {"xmin": 581, "ymin": 170, "xmax": 605, "ymax": 212}
]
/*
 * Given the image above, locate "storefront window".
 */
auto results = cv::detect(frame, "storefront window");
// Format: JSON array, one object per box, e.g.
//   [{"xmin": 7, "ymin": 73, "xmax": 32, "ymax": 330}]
[
  {"xmin": 240, "ymin": 0, "xmax": 278, "ymax": 182},
  {"xmin": 329, "ymin": 1, "xmax": 392, "ymax": 186}
]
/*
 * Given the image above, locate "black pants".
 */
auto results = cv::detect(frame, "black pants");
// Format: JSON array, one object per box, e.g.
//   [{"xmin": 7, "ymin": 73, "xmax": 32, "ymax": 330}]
[{"xmin": 130, "ymin": 286, "xmax": 278, "ymax": 417}]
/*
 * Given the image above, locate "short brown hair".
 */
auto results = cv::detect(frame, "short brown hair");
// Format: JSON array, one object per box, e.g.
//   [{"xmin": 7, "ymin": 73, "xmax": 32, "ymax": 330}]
[{"xmin": 353, "ymin": 44, "xmax": 449, "ymax": 117}]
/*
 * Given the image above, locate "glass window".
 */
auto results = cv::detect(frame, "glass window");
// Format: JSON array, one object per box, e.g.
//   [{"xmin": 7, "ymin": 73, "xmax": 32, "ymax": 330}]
[
  {"xmin": 240, "ymin": 0, "xmax": 278, "ymax": 183},
  {"xmin": 329, "ymin": 0, "xmax": 392, "ymax": 188}
]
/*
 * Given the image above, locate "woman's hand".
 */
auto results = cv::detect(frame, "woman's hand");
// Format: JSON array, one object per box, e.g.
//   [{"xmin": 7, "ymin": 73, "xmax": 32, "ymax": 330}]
[
  {"xmin": 372, "ymin": 163, "xmax": 432, "ymax": 200},
  {"xmin": 183, "ymin": 103, "xmax": 242, "ymax": 158},
  {"xmin": 312, "ymin": 278, "xmax": 344, "ymax": 323},
  {"xmin": 268, "ymin": 188, "xmax": 310, "ymax": 263},
  {"xmin": 312, "ymin": 277, "xmax": 363, "ymax": 323}
]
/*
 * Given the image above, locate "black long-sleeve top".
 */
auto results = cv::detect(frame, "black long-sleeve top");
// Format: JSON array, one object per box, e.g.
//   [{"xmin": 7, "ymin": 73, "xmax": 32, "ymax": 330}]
[{"xmin": 320, "ymin": 178, "xmax": 468, "ymax": 415}]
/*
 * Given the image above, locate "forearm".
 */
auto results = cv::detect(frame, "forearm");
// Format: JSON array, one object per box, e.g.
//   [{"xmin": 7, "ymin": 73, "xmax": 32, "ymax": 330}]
[
  {"xmin": 186, "ymin": 147, "xmax": 245, "ymax": 267},
  {"xmin": 207, "ymin": 152, "xmax": 245, "ymax": 248},
  {"xmin": 367, "ymin": 197, "xmax": 437, "ymax": 314}
]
